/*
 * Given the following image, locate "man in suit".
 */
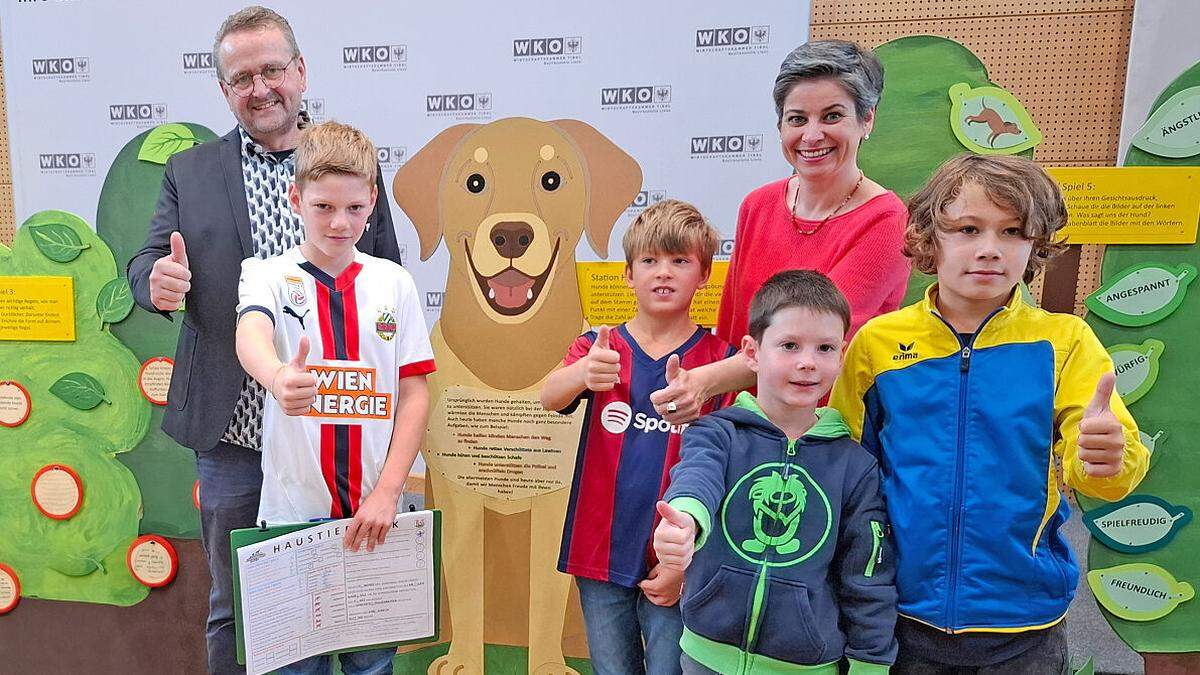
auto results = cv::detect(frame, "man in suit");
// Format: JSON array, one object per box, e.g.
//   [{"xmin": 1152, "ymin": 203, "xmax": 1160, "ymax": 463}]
[{"xmin": 126, "ymin": 7, "xmax": 400, "ymax": 673}]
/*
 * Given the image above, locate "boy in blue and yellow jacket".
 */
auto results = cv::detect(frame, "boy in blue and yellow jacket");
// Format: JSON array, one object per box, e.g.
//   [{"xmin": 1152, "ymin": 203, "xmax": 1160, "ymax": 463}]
[
  {"xmin": 654, "ymin": 270, "xmax": 897, "ymax": 675},
  {"xmin": 830, "ymin": 155, "xmax": 1149, "ymax": 673}
]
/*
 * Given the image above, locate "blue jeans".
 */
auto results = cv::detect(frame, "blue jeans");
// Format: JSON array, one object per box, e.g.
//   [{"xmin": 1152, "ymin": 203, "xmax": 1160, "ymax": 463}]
[
  {"xmin": 277, "ymin": 647, "xmax": 396, "ymax": 675},
  {"xmin": 576, "ymin": 577, "xmax": 684, "ymax": 675},
  {"xmin": 196, "ymin": 441, "xmax": 263, "ymax": 675}
]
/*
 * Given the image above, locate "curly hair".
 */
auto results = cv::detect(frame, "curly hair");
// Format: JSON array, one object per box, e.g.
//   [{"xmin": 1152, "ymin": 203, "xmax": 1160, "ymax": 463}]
[{"xmin": 904, "ymin": 154, "xmax": 1068, "ymax": 283}]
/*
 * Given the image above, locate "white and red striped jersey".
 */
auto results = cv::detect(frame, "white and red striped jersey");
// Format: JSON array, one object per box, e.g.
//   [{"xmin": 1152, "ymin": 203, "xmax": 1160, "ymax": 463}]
[{"xmin": 237, "ymin": 247, "xmax": 435, "ymax": 525}]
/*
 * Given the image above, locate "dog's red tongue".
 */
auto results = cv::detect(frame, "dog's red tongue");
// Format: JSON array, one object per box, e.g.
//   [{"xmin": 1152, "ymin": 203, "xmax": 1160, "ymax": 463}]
[{"xmin": 487, "ymin": 268, "xmax": 536, "ymax": 308}]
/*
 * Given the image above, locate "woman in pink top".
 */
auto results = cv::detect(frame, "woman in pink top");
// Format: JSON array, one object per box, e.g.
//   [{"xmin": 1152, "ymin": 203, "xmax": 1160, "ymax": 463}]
[{"xmin": 651, "ymin": 40, "xmax": 910, "ymax": 424}]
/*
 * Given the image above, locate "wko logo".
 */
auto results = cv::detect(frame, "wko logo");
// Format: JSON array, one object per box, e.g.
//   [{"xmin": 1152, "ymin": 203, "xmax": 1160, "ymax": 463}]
[
  {"xmin": 690, "ymin": 134, "xmax": 764, "ymax": 163},
  {"xmin": 425, "ymin": 292, "xmax": 444, "ymax": 309},
  {"xmin": 182, "ymin": 52, "xmax": 215, "ymax": 73},
  {"xmin": 695, "ymin": 26, "xmax": 770, "ymax": 53},
  {"xmin": 626, "ymin": 189, "xmax": 667, "ymax": 213},
  {"xmin": 426, "ymin": 93, "xmax": 493, "ymax": 120},
  {"xmin": 301, "ymin": 98, "xmax": 326, "ymax": 122},
  {"xmin": 600, "ymin": 401, "xmax": 684, "ymax": 435},
  {"xmin": 377, "ymin": 146, "xmax": 407, "ymax": 169},
  {"xmin": 32, "ymin": 56, "xmax": 89, "ymax": 81},
  {"xmin": 343, "ymin": 45, "xmax": 407, "ymax": 72},
  {"xmin": 39, "ymin": 152, "xmax": 96, "ymax": 177},
  {"xmin": 513, "ymin": 36, "xmax": 582, "ymax": 64},
  {"xmin": 600, "ymin": 85, "xmax": 671, "ymax": 112},
  {"xmin": 109, "ymin": 103, "xmax": 168, "ymax": 127}
]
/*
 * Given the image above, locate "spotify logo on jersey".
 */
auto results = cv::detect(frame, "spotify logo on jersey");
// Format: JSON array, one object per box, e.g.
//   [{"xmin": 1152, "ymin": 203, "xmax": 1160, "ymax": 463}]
[
  {"xmin": 599, "ymin": 401, "xmax": 685, "ymax": 435},
  {"xmin": 600, "ymin": 401, "xmax": 633, "ymax": 434}
]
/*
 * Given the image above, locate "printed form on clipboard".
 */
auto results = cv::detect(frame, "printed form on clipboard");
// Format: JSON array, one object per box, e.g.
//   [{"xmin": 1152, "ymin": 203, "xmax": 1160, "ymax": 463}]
[{"xmin": 233, "ymin": 509, "xmax": 439, "ymax": 675}]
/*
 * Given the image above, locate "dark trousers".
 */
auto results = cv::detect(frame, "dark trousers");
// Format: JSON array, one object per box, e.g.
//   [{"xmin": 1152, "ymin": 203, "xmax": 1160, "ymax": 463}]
[
  {"xmin": 196, "ymin": 441, "xmax": 263, "ymax": 675},
  {"xmin": 893, "ymin": 622, "xmax": 1069, "ymax": 675}
]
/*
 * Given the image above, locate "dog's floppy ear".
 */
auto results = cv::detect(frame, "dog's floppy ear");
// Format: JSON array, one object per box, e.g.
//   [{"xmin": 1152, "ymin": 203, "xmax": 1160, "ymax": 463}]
[
  {"xmin": 551, "ymin": 119, "xmax": 643, "ymax": 258},
  {"xmin": 392, "ymin": 124, "xmax": 479, "ymax": 261}
]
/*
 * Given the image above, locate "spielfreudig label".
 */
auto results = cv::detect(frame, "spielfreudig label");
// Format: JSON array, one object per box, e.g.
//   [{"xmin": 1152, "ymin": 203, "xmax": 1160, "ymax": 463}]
[
  {"xmin": 1086, "ymin": 263, "xmax": 1196, "ymax": 327},
  {"xmin": 1087, "ymin": 562, "xmax": 1194, "ymax": 621},
  {"xmin": 1108, "ymin": 339, "xmax": 1164, "ymax": 405},
  {"xmin": 1083, "ymin": 495, "xmax": 1192, "ymax": 554}
]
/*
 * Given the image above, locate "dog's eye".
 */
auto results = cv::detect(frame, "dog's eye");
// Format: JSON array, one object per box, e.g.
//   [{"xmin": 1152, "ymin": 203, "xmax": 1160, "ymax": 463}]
[
  {"xmin": 466, "ymin": 173, "xmax": 486, "ymax": 194},
  {"xmin": 540, "ymin": 171, "xmax": 561, "ymax": 192}
]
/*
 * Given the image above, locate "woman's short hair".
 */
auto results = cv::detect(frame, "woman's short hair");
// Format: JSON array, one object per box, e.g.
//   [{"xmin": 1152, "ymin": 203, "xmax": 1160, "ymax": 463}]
[
  {"xmin": 773, "ymin": 39, "xmax": 885, "ymax": 123},
  {"xmin": 904, "ymin": 154, "xmax": 1069, "ymax": 283}
]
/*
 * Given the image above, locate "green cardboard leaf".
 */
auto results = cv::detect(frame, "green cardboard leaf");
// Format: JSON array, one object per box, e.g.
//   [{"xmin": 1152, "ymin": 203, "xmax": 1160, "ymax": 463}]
[
  {"xmin": 137, "ymin": 123, "xmax": 200, "ymax": 165},
  {"xmin": 1074, "ymin": 657, "xmax": 1095, "ymax": 675},
  {"xmin": 1108, "ymin": 339, "xmax": 1164, "ymax": 405},
  {"xmin": 1088, "ymin": 562, "xmax": 1194, "ymax": 621},
  {"xmin": 1139, "ymin": 428, "xmax": 1166, "ymax": 468},
  {"xmin": 1086, "ymin": 263, "xmax": 1196, "ymax": 327},
  {"xmin": 1130, "ymin": 86, "xmax": 1200, "ymax": 158},
  {"xmin": 95, "ymin": 278, "xmax": 134, "ymax": 327},
  {"xmin": 949, "ymin": 83, "xmax": 1043, "ymax": 155},
  {"xmin": 48, "ymin": 372, "xmax": 111, "ymax": 410},
  {"xmin": 1083, "ymin": 494, "xmax": 1192, "ymax": 553},
  {"xmin": 28, "ymin": 223, "xmax": 91, "ymax": 263}
]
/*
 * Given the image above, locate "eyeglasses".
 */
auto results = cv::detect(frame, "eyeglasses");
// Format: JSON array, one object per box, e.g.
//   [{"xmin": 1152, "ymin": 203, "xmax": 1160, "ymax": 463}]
[{"xmin": 224, "ymin": 56, "xmax": 298, "ymax": 97}]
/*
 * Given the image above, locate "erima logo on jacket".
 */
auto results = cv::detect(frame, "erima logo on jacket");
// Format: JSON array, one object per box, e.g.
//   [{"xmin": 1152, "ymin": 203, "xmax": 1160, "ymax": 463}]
[
  {"xmin": 600, "ymin": 401, "xmax": 686, "ymax": 435},
  {"xmin": 892, "ymin": 341, "xmax": 919, "ymax": 361}
]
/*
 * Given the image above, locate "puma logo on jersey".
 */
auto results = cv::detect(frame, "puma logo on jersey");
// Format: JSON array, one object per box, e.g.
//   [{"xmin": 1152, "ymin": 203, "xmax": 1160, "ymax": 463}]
[{"xmin": 283, "ymin": 306, "xmax": 310, "ymax": 329}]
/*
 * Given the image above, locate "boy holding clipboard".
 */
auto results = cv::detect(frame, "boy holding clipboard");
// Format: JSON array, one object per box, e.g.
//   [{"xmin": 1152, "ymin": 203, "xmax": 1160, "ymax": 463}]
[{"xmin": 235, "ymin": 121, "xmax": 435, "ymax": 675}]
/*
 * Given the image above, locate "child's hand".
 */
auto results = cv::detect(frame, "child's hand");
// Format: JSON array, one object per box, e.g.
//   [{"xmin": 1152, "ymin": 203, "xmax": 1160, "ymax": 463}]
[
  {"xmin": 650, "ymin": 354, "xmax": 702, "ymax": 424},
  {"xmin": 583, "ymin": 325, "xmax": 621, "ymax": 391},
  {"xmin": 653, "ymin": 500, "xmax": 696, "ymax": 572},
  {"xmin": 272, "ymin": 336, "xmax": 318, "ymax": 416},
  {"xmin": 1079, "ymin": 372, "xmax": 1125, "ymax": 477},
  {"xmin": 343, "ymin": 489, "xmax": 400, "ymax": 552},
  {"xmin": 639, "ymin": 563, "xmax": 685, "ymax": 606}
]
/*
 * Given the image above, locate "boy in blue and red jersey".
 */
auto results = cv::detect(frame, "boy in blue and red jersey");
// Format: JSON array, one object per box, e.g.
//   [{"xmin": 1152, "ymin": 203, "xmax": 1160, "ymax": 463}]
[{"xmin": 541, "ymin": 199, "xmax": 735, "ymax": 675}]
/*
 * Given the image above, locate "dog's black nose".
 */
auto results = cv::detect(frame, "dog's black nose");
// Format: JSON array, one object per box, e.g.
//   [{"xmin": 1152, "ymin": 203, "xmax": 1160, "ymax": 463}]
[{"xmin": 490, "ymin": 222, "xmax": 535, "ymax": 259}]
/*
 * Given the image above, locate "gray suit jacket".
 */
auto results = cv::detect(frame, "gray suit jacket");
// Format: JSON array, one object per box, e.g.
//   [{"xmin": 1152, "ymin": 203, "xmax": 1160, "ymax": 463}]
[{"xmin": 127, "ymin": 126, "xmax": 401, "ymax": 451}]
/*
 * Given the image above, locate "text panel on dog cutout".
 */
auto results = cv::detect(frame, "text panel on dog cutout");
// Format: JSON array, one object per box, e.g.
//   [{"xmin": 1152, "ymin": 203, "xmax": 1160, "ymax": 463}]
[{"xmin": 425, "ymin": 386, "xmax": 585, "ymax": 500}]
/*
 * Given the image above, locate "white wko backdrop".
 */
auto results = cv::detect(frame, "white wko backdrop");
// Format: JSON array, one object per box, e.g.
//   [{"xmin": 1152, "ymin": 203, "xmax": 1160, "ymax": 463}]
[{"xmin": 1, "ymin": 1, "xmax": 810, "ymax": 474}]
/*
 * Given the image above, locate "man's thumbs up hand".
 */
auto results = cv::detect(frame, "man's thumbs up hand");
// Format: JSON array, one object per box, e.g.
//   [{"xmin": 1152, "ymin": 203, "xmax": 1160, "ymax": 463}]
[
  {"xmin": 149, "ymin": 231, "xmax": 192, "ymax": 311},
  {"xmin": 1078, "ymin": 372, "xmax": 1125, "ymax": 478}
]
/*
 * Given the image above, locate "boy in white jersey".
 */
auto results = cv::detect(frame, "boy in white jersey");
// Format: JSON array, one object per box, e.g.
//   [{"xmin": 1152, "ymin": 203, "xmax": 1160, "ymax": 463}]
[{"xmin": 235, "ymin": 121, "xmax": 434, "ymax": 675}]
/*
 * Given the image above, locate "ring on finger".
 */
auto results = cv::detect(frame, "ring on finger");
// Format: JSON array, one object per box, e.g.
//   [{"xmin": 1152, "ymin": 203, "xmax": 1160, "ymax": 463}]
[{"xmin": 666, "ymin": 400, "xmax": 678, "ymax": 413}]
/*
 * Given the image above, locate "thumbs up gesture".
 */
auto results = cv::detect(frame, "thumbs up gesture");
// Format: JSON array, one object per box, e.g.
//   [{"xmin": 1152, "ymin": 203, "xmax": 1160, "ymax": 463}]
[
  {"xmin": 1078, "ymin": 372, "xmax": 1125, "ymax": 478},
  {"xmin": 583, "ymin": 325, "xmax": 621, "ymax": 392},
  {"xmin": 273, "ymin": 336, "xmax": 318, "ymax": 416},
  {"xmin": 651, "ymin": 353, "xmax": 700, "ymax": 424},
  {"xmin": 653, "ymin": 500, "xmax": 697, "ymax": 571},
  {"xmin": 149, "ymin": 231, "xmax": 192, "ymax": 311}
]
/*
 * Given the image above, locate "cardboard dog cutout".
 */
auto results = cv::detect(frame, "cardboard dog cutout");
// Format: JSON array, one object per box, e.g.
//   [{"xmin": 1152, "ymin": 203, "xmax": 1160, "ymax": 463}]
[{"xmin": 394, "ymin": 117, "xmax": 641, "ymax": 674}]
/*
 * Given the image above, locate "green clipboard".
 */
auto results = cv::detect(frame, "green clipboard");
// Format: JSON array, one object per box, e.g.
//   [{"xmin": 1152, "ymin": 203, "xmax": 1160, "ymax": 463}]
[{"xmin": 230, "ymin": 510, "xmax": 442, "ymax": 666}]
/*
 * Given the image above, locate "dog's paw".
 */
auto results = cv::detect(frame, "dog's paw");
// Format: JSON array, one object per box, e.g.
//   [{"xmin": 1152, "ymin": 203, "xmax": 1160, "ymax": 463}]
[
  {"xmin": 530, "ymin": 662, "xmax": 580, "ymax": 675},
  {"xmin": 429, "ymin": 653, "xmax": 483, "ymax": 675}
]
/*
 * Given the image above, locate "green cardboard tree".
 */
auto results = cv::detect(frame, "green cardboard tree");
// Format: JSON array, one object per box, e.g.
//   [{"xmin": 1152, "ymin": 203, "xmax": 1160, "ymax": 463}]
[
  {"xmin": 860, "ymin": 35, "xmax": 1038, "ymax": 305},
  {"xmin": 96, "ymin": 122, "xmax": 218, "ymax": 538},
  {"xmin": 1077, "ymin": 61, "xmax": 1200, "ymax": 652},
  {"xmin": 0, "ymin": 211, "xmax": 151, "ymax": 605}
]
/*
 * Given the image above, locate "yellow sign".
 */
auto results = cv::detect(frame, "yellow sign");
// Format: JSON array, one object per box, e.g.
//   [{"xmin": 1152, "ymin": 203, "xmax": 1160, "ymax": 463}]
[
  {"xmin": 0, "ymin": 276, "xmax": 75, "ymax": 342},
  {"xmin": 1049, "ymin": 167, "xmax": 1199, "ymax": 244},
  {"xmin": 575, "ymin": 261, "xmax": 729, "ymax": 327}
]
